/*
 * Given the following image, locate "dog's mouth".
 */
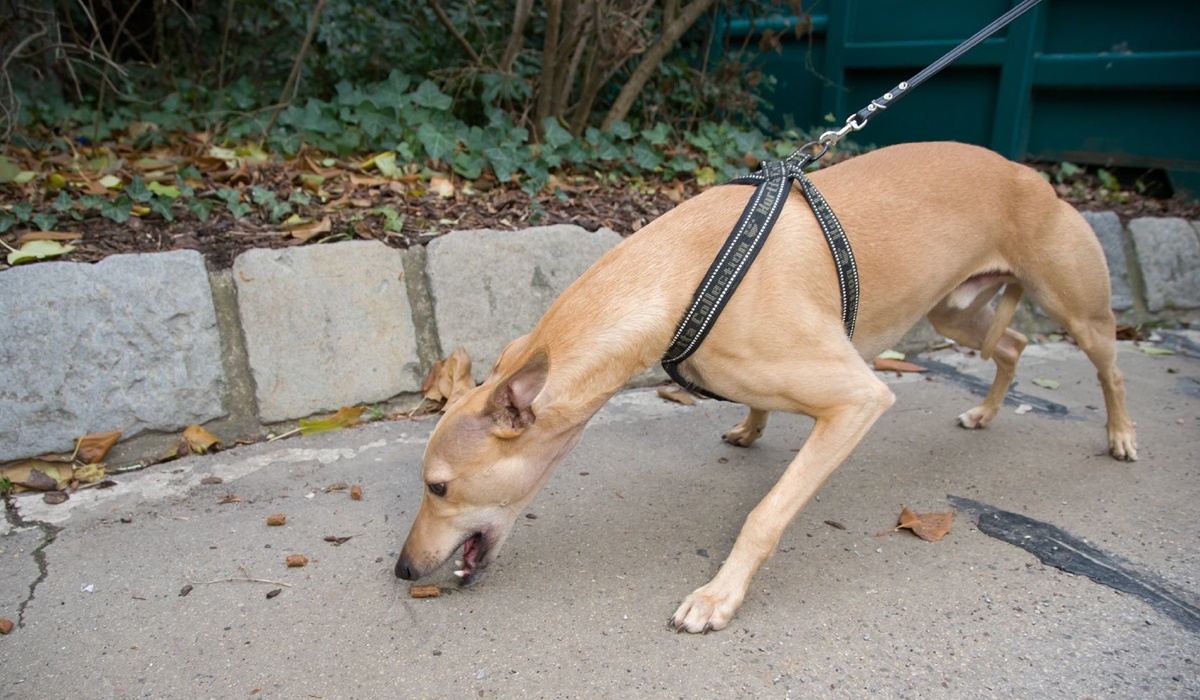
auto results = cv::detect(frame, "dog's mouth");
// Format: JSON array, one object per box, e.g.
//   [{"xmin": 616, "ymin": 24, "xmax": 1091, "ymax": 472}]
[{"xmin": 454, "ymin": 531, "xmax": 490, "ymax": 586}]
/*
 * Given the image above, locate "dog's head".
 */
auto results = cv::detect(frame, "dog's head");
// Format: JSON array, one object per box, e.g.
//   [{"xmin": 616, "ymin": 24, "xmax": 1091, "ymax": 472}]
[{"xmin": 395, "ymin": 339, "xmax": 586, "ymax": 586}]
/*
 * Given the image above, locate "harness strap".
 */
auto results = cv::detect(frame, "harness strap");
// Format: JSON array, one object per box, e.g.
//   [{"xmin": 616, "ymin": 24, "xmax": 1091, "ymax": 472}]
[{"xmin": 661, "ymin": 159, "xmax": 859, "ymax": 401}]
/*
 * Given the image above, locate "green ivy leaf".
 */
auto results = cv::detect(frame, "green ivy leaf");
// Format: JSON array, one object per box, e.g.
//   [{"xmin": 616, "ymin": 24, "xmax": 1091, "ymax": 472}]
[
  {"xmin": 0, "ymin": 211, "xmax": 16, "ymax": 233},
  {"xmin": 31, "ymin": 213, "xmax": 58, "ymax": 231},
  {"xmin": 357, "ymin": 107, "xmax": 391, "ymax": 141},
  {"xmin": 641, "ymin": 122, "xmax": 671, "ymax": 147},
  {"xmin": 52, "ymin": 191, "xmax": 74, "ymax": 212},
  {"xmin": 126, "ymin": 177, "xmax": 153, "ymax": 203},
  {"xmin": 543, "ymin": 118, "xmax": 574, "ymax": 149},
  {"xmin": 485, "ymin": 146, "xmax": 519, "ymax": 182},
  {"xmin": 418, "ymin": 122, "xmax": 456, "ymax": 162},
  {"xmin": 100, "ymin": 196, "xmax": 132, "ymax": 223},
  {"xmin": 452, "ymin": 151, "xmax": 485, "ymax": 180},
  {"xmin": 12, "ymin": 202, "xmax": 33, "ymax": 222},
  {"xmin": 609, "ymin": 121, "xmax": 634, "ymax": 140},
  {"xmin": 631, "ymin": 142, "xmax": 664, "ymax": 170},
  {"xmin": 410, "ymin": 80, "xmax": 452, "ymax": 110},
  {"xmin": 188, "ymin": 198, "xmax": 214, "ymax": 222},
  {"xmin": 149, "ymin": 198, "xmax": 174, "ymax": 221},
  {"xmin": 250, "ymin": 186, "xmax": 277, "ymax": 206}
]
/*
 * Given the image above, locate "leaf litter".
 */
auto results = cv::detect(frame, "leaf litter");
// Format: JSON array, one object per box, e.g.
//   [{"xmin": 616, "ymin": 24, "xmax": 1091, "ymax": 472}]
[{"xmin": 875, "ymin": 506, "xmax": 954, "ymax": 542}]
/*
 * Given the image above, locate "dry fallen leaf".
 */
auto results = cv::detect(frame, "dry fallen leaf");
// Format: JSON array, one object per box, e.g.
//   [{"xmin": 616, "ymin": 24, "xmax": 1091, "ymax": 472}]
[
  {"xmin": 0, "ymin": 460, "xmax": 74, "ymax": 492},
  {"xmin": 183, "ymin": 425, "xmax": 221, "ymax": 454},
  {"xmin": 43, "ymin": 491, "xmax": 69, "ymax": 505},
  {"xmin": 286, "ymin": 216, "xmax": 332, "ymax": 242},
  {"xmin": 266, "ymin": 588, "xmax": 282, "ymax": 599},
  {"xmin": 219, "ymin": 493, "xmax": 243, "ymax": 504},
  {"xmin": 73, "ymin": 463, "xmax": 107, "ymax": 484},
  {"xmin": 0, "ymin": 618, "xmax": 13, "ymax": 634},
  {"xmin": 75, "ymin": 430, "xmax": 121, "ymax": 463},
  {"xmin": 350, "ymin": 484, "xmax": 363, "ymax": 501},
  {"xmin": 200, "ymin": 476, "xmax": 223, "ymax": 485},
  {"xmin": 286, "ymin": 554, "xmax": 308, "ymax": 567},
  {"xmin": 422, "ymin": 347, "xmax": 475, "ymax": 408},
  {"xmin": 298, "ymin": 406, "xmax": 365, "ymax": 436},
  {"xmin": 429, "ymin": 177, "xmax": 455, "ymax": 198},
  {"xmin": 873, "ymin": 358, "xmax": 927, "ymax": 373},
  {"xmin": 324, "ymin": 535, "xmax": 353, "ymax": 546},
  {"xmin": 657, "ymin": 384, "xmax": 697, "ymax": 405},
  {"xmin": 17, "ymin": 231, "xmax": 83, "ymax": 243},
  {"xmin": 179, "ymin": 584, "xmax": 193, "ymax": 597},
  {"xmin": 266, "ymin": 513, "xmax": 286, "ymax": 526},
  {"xmin": 875, "ymin": 506, "xmax": 954, "ymax": 541}
]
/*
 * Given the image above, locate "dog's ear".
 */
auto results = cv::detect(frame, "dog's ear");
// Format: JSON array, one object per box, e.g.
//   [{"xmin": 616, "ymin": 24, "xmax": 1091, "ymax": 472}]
[{"xmin": 487, "ymin": 352, "xmax": 548, "ymax": 438}]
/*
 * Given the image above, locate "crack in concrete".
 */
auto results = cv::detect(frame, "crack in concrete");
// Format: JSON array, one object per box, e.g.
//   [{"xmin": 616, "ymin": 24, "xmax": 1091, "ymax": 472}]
[{"xmin": 4, "ymin": 495, "xmax": 63, "ymax": 629}]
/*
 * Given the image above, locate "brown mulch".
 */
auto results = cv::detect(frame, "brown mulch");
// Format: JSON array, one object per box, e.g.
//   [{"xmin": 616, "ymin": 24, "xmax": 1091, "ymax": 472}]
[{"xmin": 2, "ymin": 151, "xmax": 1196, "ymax": 273}]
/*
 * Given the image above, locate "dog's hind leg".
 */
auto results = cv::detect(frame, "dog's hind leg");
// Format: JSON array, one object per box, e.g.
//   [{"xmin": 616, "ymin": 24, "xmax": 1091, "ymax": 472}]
[
  {"xmin": 670, "ymin": 359, "xmax": 895, "ymax": 633},
  {"xmin": 1016, "ymin": 209, "xmax": 1137, "ymax": 460},
  {"xmin": 723, "ymin": 408, "xmax": 769, "ymax": 447},
  {"xmin": 927, "ymin": 283, "xmax": 1028, "ymax": 429}
]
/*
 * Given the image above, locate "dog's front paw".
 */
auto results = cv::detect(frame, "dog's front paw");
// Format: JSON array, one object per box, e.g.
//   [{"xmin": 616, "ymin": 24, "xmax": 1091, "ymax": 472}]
[
  {"xmin": 668, "ymin": 584, "xmax": 743, "ymax": 634},
  {"xmin": 723, "ymin": 412, "xmax": 767, "ymax": 447},
  {"xmin": 1109, "ymin": 430, "xmax": 1138, "ymax": 462}
]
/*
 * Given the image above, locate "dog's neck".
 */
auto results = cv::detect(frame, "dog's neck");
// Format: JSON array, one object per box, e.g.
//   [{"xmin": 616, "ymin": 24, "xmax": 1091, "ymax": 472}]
[{"xmin": 523, "ymin": 230, "xmax": 699, "ymax": 423}]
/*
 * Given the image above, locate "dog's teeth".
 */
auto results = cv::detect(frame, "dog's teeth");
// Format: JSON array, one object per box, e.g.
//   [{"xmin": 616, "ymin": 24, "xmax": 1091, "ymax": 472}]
[{"xmin": 453, "ymin": 570, "xmax": 465, "ymax": 578}]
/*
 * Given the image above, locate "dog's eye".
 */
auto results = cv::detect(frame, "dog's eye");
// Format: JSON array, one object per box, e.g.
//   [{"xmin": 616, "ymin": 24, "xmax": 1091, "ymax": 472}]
[{"xmin": 427, "ymin": 482, "xmax": 447, "ymax": 497}]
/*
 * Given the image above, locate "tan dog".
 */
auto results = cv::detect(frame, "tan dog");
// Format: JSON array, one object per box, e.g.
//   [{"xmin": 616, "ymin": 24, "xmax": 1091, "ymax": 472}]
[{"xmin": 395, "ymin": 141, "xmax": 1137, "ymax": 633}]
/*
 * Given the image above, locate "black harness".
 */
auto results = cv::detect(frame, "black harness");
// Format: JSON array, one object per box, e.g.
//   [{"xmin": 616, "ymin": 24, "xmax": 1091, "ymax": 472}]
[{"xmin": 660, "ymin": 156, "xmax": 859, "ymax": 401}]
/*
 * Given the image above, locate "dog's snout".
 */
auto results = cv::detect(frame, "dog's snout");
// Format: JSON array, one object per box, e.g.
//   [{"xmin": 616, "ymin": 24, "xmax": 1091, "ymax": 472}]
[{"xmin": 394, "ymin": 554, "xmax": 419, "ymax": 580}]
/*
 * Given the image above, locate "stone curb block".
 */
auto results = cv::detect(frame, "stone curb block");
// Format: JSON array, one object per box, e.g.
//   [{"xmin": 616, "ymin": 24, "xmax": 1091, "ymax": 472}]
[
  {"xmin": 425, "ymin": 225, "xmax": 624, "ymax": 382},
  {"xmin": 233, "ymin": 241, "xmax": 422, "ymax": 423},
  {"xmin": 1128, "ymin": 217, "xmax": 1200, "ymax": 312},
  {"xmin": 0, "ymin": 250, "xmax": 226, "ymax": 459}
]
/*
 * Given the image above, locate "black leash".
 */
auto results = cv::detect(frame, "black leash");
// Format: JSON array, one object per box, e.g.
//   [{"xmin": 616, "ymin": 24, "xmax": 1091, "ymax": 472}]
[{"xmin": 661, "ymin": 0, "xmax": 1043, "ymax": 400}]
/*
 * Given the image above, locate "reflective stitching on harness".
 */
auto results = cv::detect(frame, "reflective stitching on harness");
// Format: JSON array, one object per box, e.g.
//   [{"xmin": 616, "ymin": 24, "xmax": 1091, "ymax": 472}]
[{"xmin": 662, "ymin": 165, "xmax": 788, "ymax": 363}]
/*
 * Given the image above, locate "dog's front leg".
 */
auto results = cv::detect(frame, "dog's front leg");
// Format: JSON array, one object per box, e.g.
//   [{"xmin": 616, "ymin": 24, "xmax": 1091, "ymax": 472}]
[{"xmin": 670, "ymin": 369, "xmax": 895, "ymax": 633}]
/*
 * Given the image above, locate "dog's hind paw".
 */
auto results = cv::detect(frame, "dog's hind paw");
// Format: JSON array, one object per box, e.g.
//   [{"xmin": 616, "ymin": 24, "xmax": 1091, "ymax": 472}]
[
  {"xmin": 956, "ymin": 407, "xmax": 994, "ymax": 430},
  {"xmin": 669, "ymin": 585, "xmax": 742, "ymax": 634}
]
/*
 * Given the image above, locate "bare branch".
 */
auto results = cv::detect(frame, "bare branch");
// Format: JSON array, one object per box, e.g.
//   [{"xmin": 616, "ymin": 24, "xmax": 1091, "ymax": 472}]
[
  {"xmin": 424, "ymin": 0, "xmax": 481, "ymax": 65},
  {"xmin": 263, "ymin": 0, "xmax": 329, "ymax": 138}
]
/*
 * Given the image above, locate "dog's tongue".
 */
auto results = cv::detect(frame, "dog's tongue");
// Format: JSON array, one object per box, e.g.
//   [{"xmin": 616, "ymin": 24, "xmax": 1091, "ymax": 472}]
[{"xmin": 462, "ymin": 533, "xmax": 482, "ymax": 570}]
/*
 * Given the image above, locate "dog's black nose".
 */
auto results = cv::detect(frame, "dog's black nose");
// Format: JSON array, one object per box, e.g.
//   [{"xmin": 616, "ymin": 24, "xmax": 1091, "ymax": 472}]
[{"xmin": 394, "ymin": 555, "xmax": 418, "ymax": 580}]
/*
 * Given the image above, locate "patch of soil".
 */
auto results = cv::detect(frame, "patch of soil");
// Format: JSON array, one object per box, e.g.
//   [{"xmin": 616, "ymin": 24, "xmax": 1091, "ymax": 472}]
[{"xmin": 2, "ymin": 153, "xmax": 1196, "ymax": 273}]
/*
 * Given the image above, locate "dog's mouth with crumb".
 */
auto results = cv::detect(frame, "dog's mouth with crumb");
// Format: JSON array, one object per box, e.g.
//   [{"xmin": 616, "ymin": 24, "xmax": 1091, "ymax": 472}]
[{"xmin": 454, "ymin": 531, "xmax": 491, "ymax": 586}]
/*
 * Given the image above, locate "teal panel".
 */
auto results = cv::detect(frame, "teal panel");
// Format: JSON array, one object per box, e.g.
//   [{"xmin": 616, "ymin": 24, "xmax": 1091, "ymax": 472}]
[
  {"xmin": 713, "ymin": 0, "xmax": 1200, "ymax": 181},
  {"xmin": 838, "ymin": 0, "xmax": 1012, "ymax": 43},
  {"xmin": 1040, "ymin": 0, "xmax": 1198, "ymax": 53},
  {"xmin": 1026, "ymin": 89, "xmax": 1200, "ymax": 171},
  {"xmin": 841, "ymin": 67, "xmax": 999, "ymax": 147}
]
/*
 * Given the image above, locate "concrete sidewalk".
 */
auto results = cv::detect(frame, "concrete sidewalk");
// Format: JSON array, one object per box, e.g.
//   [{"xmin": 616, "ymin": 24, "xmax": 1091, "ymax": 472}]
[{"xmin": 2, "ymin": 340, "xmax": 1198, "ymax": 698}]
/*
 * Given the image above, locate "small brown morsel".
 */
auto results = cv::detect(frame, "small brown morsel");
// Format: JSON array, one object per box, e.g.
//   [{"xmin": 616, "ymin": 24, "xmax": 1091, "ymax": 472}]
[{"xmin": 409, "ymin": 584, "xmax": 441, "ymax": 599}]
